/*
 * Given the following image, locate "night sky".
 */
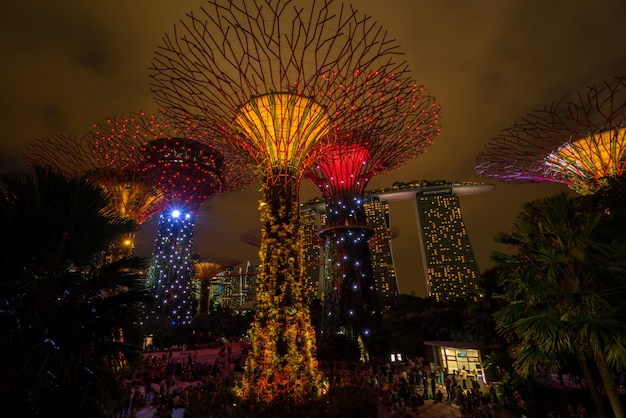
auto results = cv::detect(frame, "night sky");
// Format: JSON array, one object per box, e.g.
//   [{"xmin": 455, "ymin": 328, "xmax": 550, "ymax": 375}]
[{"xmin": 2, "ymin": 0, "xmax": 625, "ymax": 295}]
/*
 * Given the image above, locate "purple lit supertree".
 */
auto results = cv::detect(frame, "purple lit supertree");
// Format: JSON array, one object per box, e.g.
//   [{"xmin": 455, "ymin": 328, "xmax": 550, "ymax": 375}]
[
  {"xmin": 149, "ymin": 0, "xmax": 437, "ymax": 404},
  {"xmin": 92, "ymin": 111, "xmax": 254, "ymax": 326},
  {"xmin": 22, "ymin": 134, "xmax": 165, "ymax": 258},
  {"xmin": 305, "ymin": 121, "xmax": 440, "ymax": 361},
  {"xmin": 475, "ymin": 76, "xmax": 626, "ymax": 195}
]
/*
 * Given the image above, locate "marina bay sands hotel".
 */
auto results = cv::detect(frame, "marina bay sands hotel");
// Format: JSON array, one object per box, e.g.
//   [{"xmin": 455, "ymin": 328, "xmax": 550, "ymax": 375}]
[{"xmin": 299, "ymin": 180, "xmax": 494, "ymax": 304}]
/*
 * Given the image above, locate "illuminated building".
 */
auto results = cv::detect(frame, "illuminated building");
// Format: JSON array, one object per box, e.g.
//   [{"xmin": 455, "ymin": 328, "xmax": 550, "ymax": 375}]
[
  {"xmin": 150, "ymin": 0, "xmax": 433, "ymax": 404},
  {"xmin": 475, "ymin": 76, "xmax": 626, "ymax": 195},
  {"xmin": 378, "ymin": 181, "xmax": 492, "ymax": 302},
  {"xmin": 300, "ymin": 208, "xmax": 325, "ymax": 302},
  {"xmin": 363, "ymin": 196, "xmax": 399, "ymax": 307},
  {"xmin": 414, "ymin": 189, "xmax": 481, "ymax": 302}
]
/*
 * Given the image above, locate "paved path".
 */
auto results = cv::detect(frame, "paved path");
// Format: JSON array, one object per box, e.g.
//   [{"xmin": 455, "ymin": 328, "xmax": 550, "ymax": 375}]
[{"xmin": 377, "ymin": 398, "xmax": 521, "ymax": 418}]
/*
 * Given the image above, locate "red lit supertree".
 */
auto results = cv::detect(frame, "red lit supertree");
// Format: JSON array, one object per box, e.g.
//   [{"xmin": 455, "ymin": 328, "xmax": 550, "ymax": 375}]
[
  {"xmin": 92, "ymin": 111, "xmax": 254, "ymax": 326},
  {"xmin": 150, "ymin": 0, "xmax": 438, "ymax": 404},
  {"xmin": 22, "ymin": 133, "xmax": 164, "ymax": 258},
  {"xmin": 475, "ymin": 76, "xmax": 626, "ymax": 195},
  {"xmin": 305, "ymin": 121, "xmax": 439, "ymax": 361}
]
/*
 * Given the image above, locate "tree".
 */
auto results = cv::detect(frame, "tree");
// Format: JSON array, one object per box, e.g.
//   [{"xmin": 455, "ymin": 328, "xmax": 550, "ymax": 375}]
[
  {"xmin": 492, "ymin": 191, "xmax": 626, "ymax": 417},
  {"xmin": 0, "ymin": 168, "xmax": 150, "ymax": 417}
]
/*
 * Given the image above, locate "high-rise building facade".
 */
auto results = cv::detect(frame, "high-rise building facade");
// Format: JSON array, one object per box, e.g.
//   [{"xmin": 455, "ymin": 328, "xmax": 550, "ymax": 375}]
[
  {"xmin": 414, "ymin": 188, "xmax": 481, "ymax": 302},
  {"xmin": 363, "ymin": 196, "xmax": 399, "ymax": 308},
  {"xmin": 300, "ymin": 208, "xmax": 325, "ymax": 302}
]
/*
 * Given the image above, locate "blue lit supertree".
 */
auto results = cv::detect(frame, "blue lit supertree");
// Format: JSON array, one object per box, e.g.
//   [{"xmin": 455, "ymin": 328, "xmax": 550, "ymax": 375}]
[{"xmin": 93, "ymin": 111, "xmax": 253, "ymax": 326}]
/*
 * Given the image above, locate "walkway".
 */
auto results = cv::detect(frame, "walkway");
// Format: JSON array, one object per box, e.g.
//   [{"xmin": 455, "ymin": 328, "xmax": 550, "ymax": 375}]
[{"xmin": 377, "ymin": 398, "xmax": 521, "ymax": 418}]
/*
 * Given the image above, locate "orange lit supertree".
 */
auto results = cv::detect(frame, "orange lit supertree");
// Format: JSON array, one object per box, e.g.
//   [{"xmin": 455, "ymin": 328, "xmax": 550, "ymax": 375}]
[
  {"xmin": 305, "ymin": 119, "xmax": 439, "ymax": 362},
  {"xmin": 92, "ymin": 111, "xmax": 254, "ymax": 326},
  {"xmin": 150, "ymin": 0, "xmax": 436, "ymax": 405},
  {"xmin": 475, "ymin": 76, "xmax": 626, "ymax": 195},
  {"xmin": 22, "ymin": 133, "xmax": 164, "ymax": 258}
]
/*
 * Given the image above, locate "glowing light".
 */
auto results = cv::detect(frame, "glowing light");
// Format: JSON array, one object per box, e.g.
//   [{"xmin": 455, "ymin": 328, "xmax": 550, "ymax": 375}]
[
  {"xmin": 172, "ymin": 210, "xmax": 181, "ymax": 218},
  {"xmin": 234, "ymin": 93, "xmax": 331, "ymax": 171},
  {"xmin": 545, "ymin": 127, "xmax": 626, "ymax": 192}
]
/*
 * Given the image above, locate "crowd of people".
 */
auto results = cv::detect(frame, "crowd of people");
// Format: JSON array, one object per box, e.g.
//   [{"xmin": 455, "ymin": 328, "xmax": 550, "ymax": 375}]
[
  {"xmin": 110, "ymin": 344, "xmax": 527, "ymax": 418},
  {"xmin": 359, "ymin": 357, "xmax": 524, "ymax": 418},
  {"xmin": 113, "ymin": 341, "xmax": 245, "ymax": 418}
]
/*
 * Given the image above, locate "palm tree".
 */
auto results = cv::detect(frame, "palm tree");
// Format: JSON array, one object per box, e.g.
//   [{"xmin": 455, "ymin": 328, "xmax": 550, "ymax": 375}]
[
  {"xmin": 492, "ymin": 191, "xmax": 626, "ymax": 417},
  {"xmin": 0, "ymin": 168, "xmax": 150, "ymax": 417}
]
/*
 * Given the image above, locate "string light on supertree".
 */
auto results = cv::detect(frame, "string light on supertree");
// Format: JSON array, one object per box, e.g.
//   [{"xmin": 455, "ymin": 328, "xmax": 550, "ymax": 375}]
[
  {"xmin": 475, "ymin": 76, "xmax": 626, "ymax": 195},
  {"xmin": 150, "ymin": 0, "xmax": 438, "ymax": 405},
  {"xmin": 22, "ymin": 133, "xmax": 164, "ymax": 258},
  {"xmin": 92, "ymin": 111, "xmax": 254, "ymax": 327},
  {"xmin": 305, "ymin": 119, "xmax": 439, "ymax": 361}
]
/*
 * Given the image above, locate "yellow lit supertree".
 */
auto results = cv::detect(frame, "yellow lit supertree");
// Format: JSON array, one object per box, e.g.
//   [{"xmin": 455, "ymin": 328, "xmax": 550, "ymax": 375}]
[
  {"xmin": 475, "ymin": 76, "xmax": 626, "ymax": 195},
  {"xmin": 22, "ymin": 133, "xmax": 164, "ymax": 258},
  {"xmin": 150, "ymin": 0, "xmax": 437, "ymax": 405}
]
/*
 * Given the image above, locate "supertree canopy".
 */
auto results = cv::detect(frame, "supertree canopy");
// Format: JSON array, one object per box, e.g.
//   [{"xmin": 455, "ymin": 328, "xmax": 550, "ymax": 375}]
[
  {"xmin": 92, "ymin": 111, "xmax": 254, "ymax": 326},
  {"xmin": 475, "ymin": 76, "xmax": 626, "ymax": 195},
  {"xmin": 305, "ymin": 116, "xmax": 440, "ymax": 362},
  {"xmin": 150, "ymin": 0, "xmax": 438, "ymax": 405},
  {"xmin": 192, "ymin": 255, "xmax": 240, "ymax": 316},
  {"xmin": 22, "ymin": 133, "xmax": 164, "ymax": 258}
]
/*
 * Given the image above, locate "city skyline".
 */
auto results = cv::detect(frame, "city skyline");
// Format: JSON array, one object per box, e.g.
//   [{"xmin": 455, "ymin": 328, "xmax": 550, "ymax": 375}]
[{"xmin": 2, "ymin": 0, "xmax": 625, "ymax": 295}]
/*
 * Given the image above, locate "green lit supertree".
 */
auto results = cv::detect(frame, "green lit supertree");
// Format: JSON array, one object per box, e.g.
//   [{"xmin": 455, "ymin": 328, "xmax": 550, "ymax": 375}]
[{"xmin": 150, "ymin": 0, "xmax": 436, "ymax": 405}]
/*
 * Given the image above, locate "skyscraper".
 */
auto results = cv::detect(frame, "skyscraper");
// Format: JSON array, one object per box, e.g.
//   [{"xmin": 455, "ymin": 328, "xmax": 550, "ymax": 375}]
[
  {"xmin": 363, "ymin": 196, "xmax": 399, "ymax": 308},
  {"xmin": 414, "ymin": 188, "xmax": 481, "ymax": 302}
]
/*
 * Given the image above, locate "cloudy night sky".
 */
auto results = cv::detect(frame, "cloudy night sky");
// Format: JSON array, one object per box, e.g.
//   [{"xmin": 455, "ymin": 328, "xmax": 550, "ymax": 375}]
[{"xmin": 1, "ymin": 0, "xmax": 625, "ymax": 295}]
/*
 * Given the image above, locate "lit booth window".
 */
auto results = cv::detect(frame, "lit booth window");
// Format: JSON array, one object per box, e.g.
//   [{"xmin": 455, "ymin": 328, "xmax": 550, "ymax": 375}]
[{"xmin": 424, "ymin": 341, "xmax": 489, "ymax": 385}]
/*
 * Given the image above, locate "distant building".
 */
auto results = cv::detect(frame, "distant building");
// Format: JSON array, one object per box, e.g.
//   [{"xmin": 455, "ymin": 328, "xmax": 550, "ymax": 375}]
[
  {"xmin": 380, "ymin": 181, "xmax": 493, "ymax": 302},
  {"xmin": 300, "ymin": 208, "xmax": 325, "ymax": 302},
  {"xmin": 363, "ymin": 196, "xmax": 399, "ymax": 307},
  {"xmin": 414, "ymin": 189, "xmax": 481, "ymax": 301}
]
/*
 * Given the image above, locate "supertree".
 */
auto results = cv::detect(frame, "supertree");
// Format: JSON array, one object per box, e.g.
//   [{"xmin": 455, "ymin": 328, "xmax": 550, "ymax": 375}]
[
  {"xmin": 475, "ymin": 76, "xmax": 626, "ymax": 195},
  {"xmin": 92, "ymin": 111, "xmax": 254, "ymax": 327},
  {"xmin": 22, "ymin": 134, "xmax": 164, "ymax": 258},
  {"xmin": 192, "ymin": 255, "xmax": 240, "ymax": 315},
  {"xmin": 305, "ymin": 123, "xmax": 440, "ymax": 361},
  {"xmin": 150, "ymin": 0, "xmax": 438, "ymax": 405}
]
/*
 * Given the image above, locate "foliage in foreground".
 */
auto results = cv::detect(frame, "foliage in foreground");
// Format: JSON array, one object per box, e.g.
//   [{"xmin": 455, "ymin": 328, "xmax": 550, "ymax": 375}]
[
  {"xmin": 185, "ymin": 378, "xmax": 377, "ymax": 418},
  {"xmin": 0, "ymin": 168, "xmax": 149, "ymax": 417}
]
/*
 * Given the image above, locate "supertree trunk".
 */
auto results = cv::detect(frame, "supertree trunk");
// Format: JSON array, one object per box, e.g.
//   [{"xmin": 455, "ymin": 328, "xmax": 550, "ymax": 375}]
[
  {"xmin": 320, "ymin": 225, "xmax": 380, "ymax": 361},
  {"xmin": 240, "ymin": 169, "xmax": 323, "ymax": 405}
]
